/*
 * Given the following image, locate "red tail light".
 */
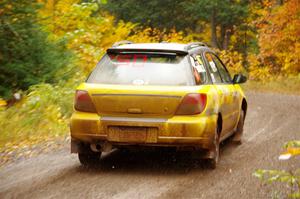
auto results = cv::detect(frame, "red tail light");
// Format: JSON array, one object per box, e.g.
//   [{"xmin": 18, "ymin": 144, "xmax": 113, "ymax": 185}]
[
  {"xmin": 175, "ymin": 93, "xmax": 207, "ymax": 115},
  {"xmin": 74, "ymin": 90, "xmax": 97, "ymax": 113}
]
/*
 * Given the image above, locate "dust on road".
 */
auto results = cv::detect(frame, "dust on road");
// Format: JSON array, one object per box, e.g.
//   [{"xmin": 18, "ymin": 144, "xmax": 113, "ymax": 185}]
[{"xmin": 1, "ymin": 92, "xmax": 300, "ymax": 199}]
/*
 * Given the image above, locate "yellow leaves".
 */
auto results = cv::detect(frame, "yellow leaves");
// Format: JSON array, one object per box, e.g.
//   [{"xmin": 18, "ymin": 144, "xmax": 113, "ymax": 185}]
[
  {"xmin": 161, "ymin": 29, "xmax": 189, "ymax": 43},
  {"xmin": 258, "ymin": 0, "xmax": 300, "ymax": 74},
  {"xmin": 101, "ymin": 20, "xmax": 136, "ymax": 47},
  {"xmin": 211, "ymin": 49, "xmax": 275, "ymax": 82},
  {"xmin": 279, "ymin": 140, "xmax": 300, "ymax": 160},
  {"xmin": 217, "ymin": 50, "xmax": 244, "ymax": 75},
  {"xmin": 38, "ymin": 0, "xmax": 200, "ymax": 74},
  {"xmin": 127, "ymin": 27, "xmax": 192, "ymax": 44},
  {"xmin": 39, "ymin": 1, "xmax": 108, "ymax": 73},
  {"xmin": 39, "ymin": 1, "xmax": 151, "ymax": 73},
  {"xmin": 247, "ymin": 53, "xmax": 272, "ymax": 81},
  {"xmin": 0, "ymin": 98, "xmax": 7, "ymax": 107},
  {"xmin": 287, "ymin": 147, "xmax": 300, "ymax": 156},
  {"xmin": 249, "ymin": 67, "xmax": 272, "ymax": 82}
]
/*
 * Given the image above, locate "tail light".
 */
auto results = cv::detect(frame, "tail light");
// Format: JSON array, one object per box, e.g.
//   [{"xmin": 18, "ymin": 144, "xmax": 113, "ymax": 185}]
[
  {"xmin": 74, "ymin": 90, "xmax": 97, "ymax": 113},
  {"xmin": 175, "ymin": 93, "xmax": 207, "ymax": 115}
]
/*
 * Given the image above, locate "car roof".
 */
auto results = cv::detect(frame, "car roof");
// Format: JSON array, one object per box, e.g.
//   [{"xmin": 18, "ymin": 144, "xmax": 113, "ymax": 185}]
[
  {"xmin": 113, "ymin": 43, "xmax": 187, "ymax": 51},
  {"xmin": 107, "ymin": 42, "xmax": 211, "ymax": 55}
]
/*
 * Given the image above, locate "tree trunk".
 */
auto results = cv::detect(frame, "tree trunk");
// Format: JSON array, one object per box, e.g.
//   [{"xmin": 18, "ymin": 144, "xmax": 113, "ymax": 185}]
[
  {"xmin": 210, "ymin": 9, "xmax": 218, "ymax": 48},
  {"xmin": 219, "ymin": 25, "xmax": 227, "ymax": 50},
  {"xmin": 223, "ymin": 27, "xmax": 233, "ymax": 50},
  {"xmin": 276, "ymin": 0, "xmax": 284, "ymax": 5},
  {"xmin": 220, "ymin": 25, "xmax": 226, "ymax": 50}
]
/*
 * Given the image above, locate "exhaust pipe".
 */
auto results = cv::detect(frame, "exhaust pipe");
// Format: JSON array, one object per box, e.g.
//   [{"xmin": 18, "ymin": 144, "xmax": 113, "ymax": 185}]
[
  {"xmin": 90, "ymin": 143, "xmax": 101, "ymax": 152},
  {"xmin": 90, "ymin": 142, "xmax": 113, "ymax": 152}
]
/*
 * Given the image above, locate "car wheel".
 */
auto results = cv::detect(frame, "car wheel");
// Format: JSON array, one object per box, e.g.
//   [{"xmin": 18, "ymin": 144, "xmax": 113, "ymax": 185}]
[
  {"xmin": 78, "ymin": 145, "xmax": 101, "ymax": 166},
  {"xmin": 206, "ymin": 126, "xmax": 220, "ymax": 169},
  {"xmin": 232, "ymin": 110, "xmax": 245, "ymax": 145}
]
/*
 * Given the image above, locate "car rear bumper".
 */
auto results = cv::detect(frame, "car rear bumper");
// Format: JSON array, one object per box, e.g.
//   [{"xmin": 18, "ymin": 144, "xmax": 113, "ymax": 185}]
[{"xmin": 70, "ymin": 112, "xmax": 217, "ymax": 150}]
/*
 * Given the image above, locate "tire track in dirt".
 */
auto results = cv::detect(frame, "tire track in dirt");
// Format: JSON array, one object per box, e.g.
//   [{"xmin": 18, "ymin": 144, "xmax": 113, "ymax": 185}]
[{"xmin": 0, "ymin": 92, "xmax": 300, "ymax": 199}]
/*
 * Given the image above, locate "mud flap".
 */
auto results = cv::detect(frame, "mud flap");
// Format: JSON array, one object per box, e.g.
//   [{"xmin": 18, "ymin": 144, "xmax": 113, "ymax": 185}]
[{"xmin": 71, "ymin": 139, "xmax": 80, "ymax": 153}]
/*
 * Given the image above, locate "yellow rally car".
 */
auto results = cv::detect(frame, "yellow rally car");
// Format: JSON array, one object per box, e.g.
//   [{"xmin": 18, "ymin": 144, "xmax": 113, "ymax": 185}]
[{"xmin": 70, "ymin": 41, "xmax": 247, "ymax": 168}]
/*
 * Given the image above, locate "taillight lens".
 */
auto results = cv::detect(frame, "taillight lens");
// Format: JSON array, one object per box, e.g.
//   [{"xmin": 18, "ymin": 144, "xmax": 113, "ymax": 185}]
[
  {"xmin": 74, "ymin": 90, "xmax": 97, "ymax": 113},
  {"xmin": 175, "ymin": 93, "xmax": 207, "ymax": 115}
]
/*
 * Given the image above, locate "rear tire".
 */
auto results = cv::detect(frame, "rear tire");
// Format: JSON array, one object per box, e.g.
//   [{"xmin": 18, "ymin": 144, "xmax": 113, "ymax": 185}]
[
  {"xmin": 78, "ymin": 145, "xmax": 101, "ymax": 167},
  {"xmin": 232, "ymin": 110, "xmax": 245, "ymax": 145}
]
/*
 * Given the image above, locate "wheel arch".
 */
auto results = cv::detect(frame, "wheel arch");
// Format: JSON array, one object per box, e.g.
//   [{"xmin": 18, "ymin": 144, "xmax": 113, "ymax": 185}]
[
  {"xmin": 217, "ymin": 113, "xmax": 223, "ymax": 135},
  {"xmin": 242, "ymin": 98, "xmax": 247, "ymax": 119}
]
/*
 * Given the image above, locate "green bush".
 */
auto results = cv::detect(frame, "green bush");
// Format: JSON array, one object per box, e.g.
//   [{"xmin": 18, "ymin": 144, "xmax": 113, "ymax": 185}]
[
  {"xmin": 0, "ymin": 0, "xmax": 74, "ymax": 99},
  {"xmin": 0, "ymin": 82, "xmax": 77, "ymax": 148}
]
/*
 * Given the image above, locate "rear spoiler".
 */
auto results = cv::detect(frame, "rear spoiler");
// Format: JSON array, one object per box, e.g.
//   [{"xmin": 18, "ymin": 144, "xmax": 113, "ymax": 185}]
[{"xmin": 106, "ymin": 48, "xmax": 188, "ymax": 55}]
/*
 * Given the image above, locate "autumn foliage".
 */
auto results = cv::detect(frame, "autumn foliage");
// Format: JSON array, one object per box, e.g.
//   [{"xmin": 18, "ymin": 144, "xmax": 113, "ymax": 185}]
[{"xmin": 258, "ymin": 0, "xmax": 300, "ymax": 74}]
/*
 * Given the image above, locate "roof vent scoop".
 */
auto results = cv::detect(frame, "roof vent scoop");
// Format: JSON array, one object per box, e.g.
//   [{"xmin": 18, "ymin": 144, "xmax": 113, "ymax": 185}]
[
  {"xmin": 185, "ymin": 42, "xmax": 207, "ymax": 51},
  {"xmin": 112, "ymin": 40, "xmax": 134, "ymax": 47}
]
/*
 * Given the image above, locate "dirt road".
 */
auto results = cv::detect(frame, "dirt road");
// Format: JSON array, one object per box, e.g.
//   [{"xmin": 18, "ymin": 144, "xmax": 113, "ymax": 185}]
[{"xmin": 1, "ymin": 92, "xmax": 300, "ymax": 199}]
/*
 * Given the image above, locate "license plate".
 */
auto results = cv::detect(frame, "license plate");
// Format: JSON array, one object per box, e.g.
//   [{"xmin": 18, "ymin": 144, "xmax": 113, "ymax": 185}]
[{"xmin": 108, "ymin": 126, "xmax": 147, "ymax": 143}]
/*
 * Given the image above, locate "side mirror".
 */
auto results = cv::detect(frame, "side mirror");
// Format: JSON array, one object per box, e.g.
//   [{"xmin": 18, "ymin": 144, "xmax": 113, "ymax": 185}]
[{"xmin": 233, "ymin": 74, "xmax": 247, "ymax": 84}]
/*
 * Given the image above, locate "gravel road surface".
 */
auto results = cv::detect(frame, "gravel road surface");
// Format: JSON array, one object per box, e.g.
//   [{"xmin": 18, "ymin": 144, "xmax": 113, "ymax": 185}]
[{"xmin": 1, "ymin": 92, "xmax": 300, "ymax": 199}]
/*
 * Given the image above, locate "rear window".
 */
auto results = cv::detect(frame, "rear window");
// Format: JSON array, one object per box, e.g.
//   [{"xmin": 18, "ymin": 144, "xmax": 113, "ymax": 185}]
[{"xmin": 87, "ymin": 53, "xmax": 194, "ymax": 86}]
